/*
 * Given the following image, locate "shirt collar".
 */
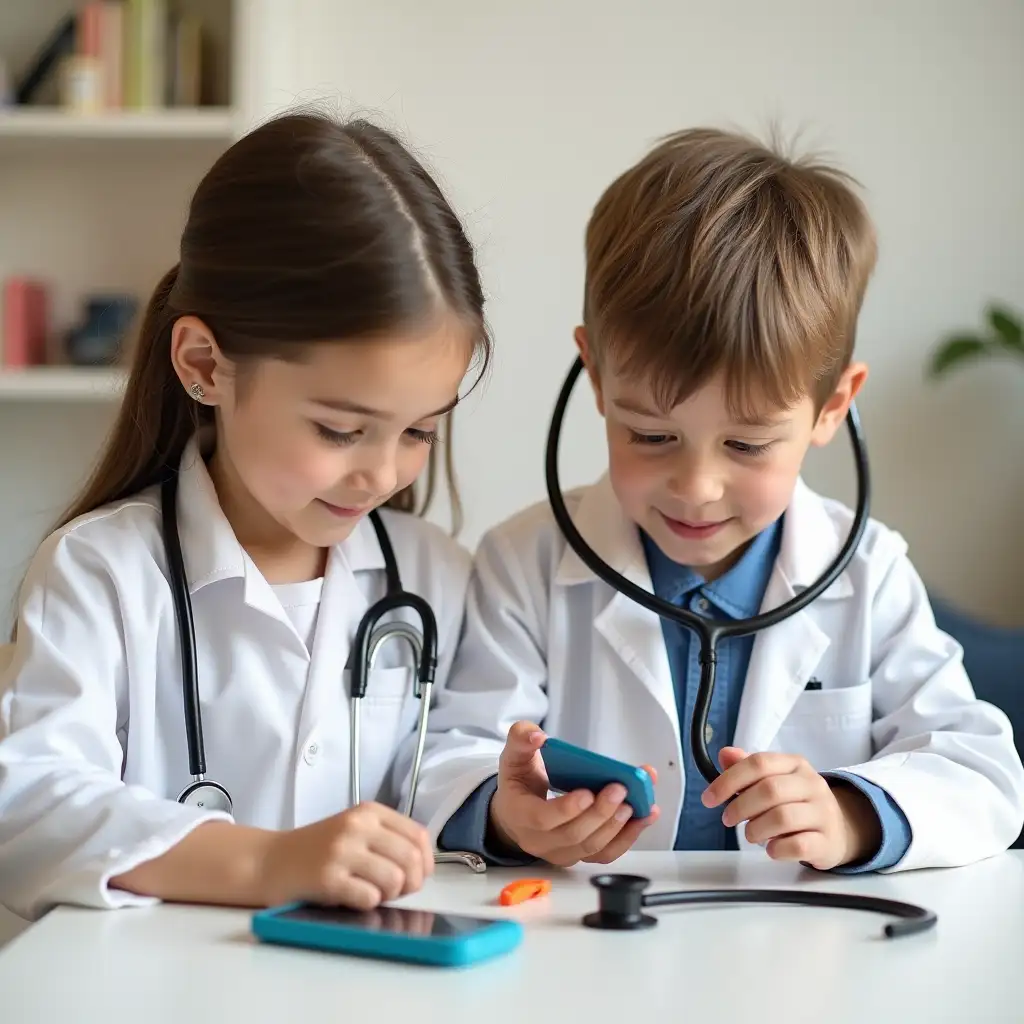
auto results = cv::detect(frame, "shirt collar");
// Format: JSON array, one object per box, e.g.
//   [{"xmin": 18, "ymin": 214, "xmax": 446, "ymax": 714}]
[{"xmin": 640, "ymin": 517, "xmax": 783, "ymax": 619}]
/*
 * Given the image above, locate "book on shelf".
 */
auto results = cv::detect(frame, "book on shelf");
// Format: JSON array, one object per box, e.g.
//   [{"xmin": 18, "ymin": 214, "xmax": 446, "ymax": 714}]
[{"xmin": 9, "ymin": 0, "xmax": 208, "ymax": 114}]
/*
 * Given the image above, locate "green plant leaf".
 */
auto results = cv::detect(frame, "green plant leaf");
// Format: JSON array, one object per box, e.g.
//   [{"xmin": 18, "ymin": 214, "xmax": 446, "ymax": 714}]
[
  {"xmin": 987, "ymin": 305, "xmax": 1023, "ymax": 349},
  {"xmin": 928, "ymin": 335, "xmax": 991, "ymax": 377}
]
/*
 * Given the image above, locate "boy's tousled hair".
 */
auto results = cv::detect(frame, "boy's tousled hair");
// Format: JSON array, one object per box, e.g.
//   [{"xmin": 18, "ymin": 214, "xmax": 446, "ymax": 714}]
[{"xmin": 582, "ymin": 127, "xmax": 877, "ymax": 418}]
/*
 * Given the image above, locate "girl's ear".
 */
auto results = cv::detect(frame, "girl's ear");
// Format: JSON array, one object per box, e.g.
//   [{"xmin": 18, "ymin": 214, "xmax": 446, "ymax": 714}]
[
  {"xmin": 170, "ymin": 316, "xmax": 233, "ymax": 405},
  {"xmin": 574, "ymin": 325, "xmax": 605, "ymax": 416}
]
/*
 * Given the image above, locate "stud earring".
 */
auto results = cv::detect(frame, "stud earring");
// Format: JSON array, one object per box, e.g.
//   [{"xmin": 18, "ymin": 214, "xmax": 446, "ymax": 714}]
[{"xmin": 189, "ymin": 383, "xmax": 205, "ymax": 401}]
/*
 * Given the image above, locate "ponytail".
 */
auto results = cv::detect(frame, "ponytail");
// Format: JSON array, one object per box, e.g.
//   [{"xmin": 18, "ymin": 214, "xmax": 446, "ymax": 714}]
[{"xmin": 52, "ymin": 265, "xmax": 209, "ymax": 533}]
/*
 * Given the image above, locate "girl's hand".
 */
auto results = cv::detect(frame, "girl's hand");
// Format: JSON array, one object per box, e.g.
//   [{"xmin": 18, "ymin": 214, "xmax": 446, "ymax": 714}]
[
  {"xmin": 702, "ymin": 747, "xmax": 881, "ymax": 870},
  {"xmin": 259, "ymin": 802, "xmax": 435, "ymax": 909}
]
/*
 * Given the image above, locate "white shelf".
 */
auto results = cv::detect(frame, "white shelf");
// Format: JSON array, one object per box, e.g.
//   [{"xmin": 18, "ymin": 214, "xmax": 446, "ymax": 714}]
[
  {"xmin": 0, "ymin": 367, "xmax": 126, "ymax": 402},
  {"xmin": 0, "ymin": 107, "xmax": 237, "ymax": 141}
]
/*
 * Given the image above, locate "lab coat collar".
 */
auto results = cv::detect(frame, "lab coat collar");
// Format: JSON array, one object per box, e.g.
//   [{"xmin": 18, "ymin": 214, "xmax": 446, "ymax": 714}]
[
  {"xmin": 553, "ymin": 475, "xmax": 651, "ymax": 590},
  {"xmin": 174, "ymin": 436, "xmax": 386, "ymax": 599},
  {"xmin": 553, "ymin": 473, "xmax": 853, "ymax": 600},
  {"xmin": 176, "ymin": 437, "xmax": 246, "ymax": 594}
]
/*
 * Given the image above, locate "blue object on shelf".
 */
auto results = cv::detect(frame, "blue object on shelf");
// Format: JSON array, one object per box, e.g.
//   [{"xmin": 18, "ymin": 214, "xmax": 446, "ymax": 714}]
[
  {"xmin": 66, "ymin": 294, "xmax": 138, "ymax": 366},
  {"xmin": 931, "ymin": 593, "xmax": 1024, "ymax": 849}
]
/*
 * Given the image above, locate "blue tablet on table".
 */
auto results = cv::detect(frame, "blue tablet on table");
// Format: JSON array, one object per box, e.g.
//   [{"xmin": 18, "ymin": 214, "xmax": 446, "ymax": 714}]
[{"xmin": 251, "ymin": 901, "xmax": 523, "ymax": 968}]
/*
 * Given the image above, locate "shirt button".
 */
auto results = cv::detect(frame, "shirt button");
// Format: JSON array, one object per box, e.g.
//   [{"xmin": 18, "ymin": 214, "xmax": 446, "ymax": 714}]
[
  {"xmin": 704, "ymin": 724, "xmax": 714, "ymax": 743},
  {"xmin": 304, "ymin": 741, "xmax": 320, "ymax": 765},
  {"xmin": 695, "ymin": 596, "xmax": 710, "ymax": 613}
]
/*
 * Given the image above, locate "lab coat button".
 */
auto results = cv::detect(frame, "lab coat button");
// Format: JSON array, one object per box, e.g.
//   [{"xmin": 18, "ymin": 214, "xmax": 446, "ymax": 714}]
[{"xmin": 304, "ymin": 742, "xmax": 320, "ymax": 765}]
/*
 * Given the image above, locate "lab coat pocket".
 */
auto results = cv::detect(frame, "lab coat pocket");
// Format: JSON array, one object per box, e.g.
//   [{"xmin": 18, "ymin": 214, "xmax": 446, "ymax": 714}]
[
  {"xmin": 348, "ymin": 666, "xmax": 415, "ymax": 801},
  {"xmin": 774, "ymin": 680, "xmax": 873, "ymax": 770},
  {"xmin": 347, "ymin": 665, "xmax": 415, "ymax": 747},
  {"xmin": 357, "ymin": 666, "xmax": 413, "ymax": 704}
]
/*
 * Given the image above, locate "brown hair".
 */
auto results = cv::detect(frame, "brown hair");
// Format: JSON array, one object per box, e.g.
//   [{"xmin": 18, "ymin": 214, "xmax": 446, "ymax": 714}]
[
  {"xmin": 56, "ymin": 110, "xmax": 488, "ymax": 537},
  {"xmin": 582, "ymin": 127, "xmax": 877, "ymax": 418}
]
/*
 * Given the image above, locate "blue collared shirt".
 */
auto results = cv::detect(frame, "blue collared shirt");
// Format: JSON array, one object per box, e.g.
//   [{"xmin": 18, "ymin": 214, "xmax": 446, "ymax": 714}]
[
  {"xmin": 440, "ymin": 519, "xmax": 912, "ymax": 872},
  {"xmin": 641, "ymin": 521, "xmax": 781, "ymax": 851},
  {"xmin": 641, "ymin": 519, "xmax": 912, "ymax": 871}
]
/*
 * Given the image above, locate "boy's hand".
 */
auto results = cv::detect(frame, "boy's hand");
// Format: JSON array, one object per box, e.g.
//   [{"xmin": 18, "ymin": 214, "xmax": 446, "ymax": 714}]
[
  {"xmin": 488, "ymin": 721, "xmax": 660, "ymax": 867},
  {"xmin": 701, "ymin": 747, "xmax": 881, "ymax": 870}
]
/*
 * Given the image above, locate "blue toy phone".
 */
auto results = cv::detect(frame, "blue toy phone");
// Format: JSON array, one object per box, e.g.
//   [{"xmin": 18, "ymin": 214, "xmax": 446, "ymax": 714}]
[
  {"xmin": 251, "ymin": 901, "xmax": 523, "ymax": 968},
  {"xmin": 540, "ymin": 737, "xmax": 655, "ymax": 818}
]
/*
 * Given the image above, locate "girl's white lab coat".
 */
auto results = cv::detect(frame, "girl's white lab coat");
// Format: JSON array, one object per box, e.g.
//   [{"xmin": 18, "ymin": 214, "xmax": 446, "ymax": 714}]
[
  {"xmin": 0, "ymin": 439, "xmax": 469, "ymax": 921},
  {"xmin": 411, "ymin": 475, "xmax": 1024, "ymax": 870}
]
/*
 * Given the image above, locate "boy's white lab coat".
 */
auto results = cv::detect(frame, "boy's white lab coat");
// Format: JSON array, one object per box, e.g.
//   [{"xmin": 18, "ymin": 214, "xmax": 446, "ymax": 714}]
[
  {"xmin": 412, "ymin": 475, "xmax": 1024, "ymax": 870},
  {"xmin": 0, "ymin": 439, "xmax": 469, "ymax": 921}
]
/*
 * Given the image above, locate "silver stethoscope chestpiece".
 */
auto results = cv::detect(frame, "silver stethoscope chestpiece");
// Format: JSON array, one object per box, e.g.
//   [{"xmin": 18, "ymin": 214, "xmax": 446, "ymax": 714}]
[
  {"xmin": 178, "ymin": 779, "xmax": 233, "ymax": 814},
  {"xmin": 434, "ymin": 850, "xmax": 488, "ymax": 873}
]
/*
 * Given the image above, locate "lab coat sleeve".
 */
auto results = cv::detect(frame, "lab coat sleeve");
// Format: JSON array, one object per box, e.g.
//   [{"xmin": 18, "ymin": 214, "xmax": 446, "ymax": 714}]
[
  {"xmin": 834, "ymin": 541, "xmax": 1024, "ymax": 872},
  {"xmin": 0, "ymin": 529, "xmax": 231, "ymax": 920},
  {"xmin": 436, "ymin": 776, "xmax": 537, "ymax": 866},
  {"xmin": 403, "ymin": 522, "xmax": 554, "ymax": 847}
]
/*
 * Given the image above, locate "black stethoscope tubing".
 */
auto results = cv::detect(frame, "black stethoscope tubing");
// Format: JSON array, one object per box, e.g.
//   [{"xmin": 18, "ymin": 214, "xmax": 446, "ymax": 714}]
[
  {"xmin": 159, "ymin": 473, "xmax": 438, "ymax": 799},
  {"xmin": 545, "ymin": 356, "xmax": 936, "ymax": 938},
  {"xmin": 545, "ymin": 355, "xmax": 871, "ymax": 784}
]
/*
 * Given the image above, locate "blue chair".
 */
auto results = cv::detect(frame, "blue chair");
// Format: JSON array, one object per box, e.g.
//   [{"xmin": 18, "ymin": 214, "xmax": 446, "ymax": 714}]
[{"xmin": 930, "ymin": 594, "xmax": 1024, "ymax": 850}]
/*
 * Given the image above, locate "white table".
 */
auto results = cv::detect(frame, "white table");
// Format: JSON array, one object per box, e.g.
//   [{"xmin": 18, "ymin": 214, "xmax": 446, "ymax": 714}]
[{"xmin": 2, "ymin": 851, "xmax": 1022, "ymax": 1023}]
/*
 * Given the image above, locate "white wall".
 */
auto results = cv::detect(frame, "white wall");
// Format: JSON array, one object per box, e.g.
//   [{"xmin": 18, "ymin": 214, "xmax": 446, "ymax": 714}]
[
  {"xmin": 4, "ymin": 2, "xmax": 1023, "ymax": 627},
  {"xmin": 283, "ymin": 0, "xmax": 1024, "ymax": 625}
]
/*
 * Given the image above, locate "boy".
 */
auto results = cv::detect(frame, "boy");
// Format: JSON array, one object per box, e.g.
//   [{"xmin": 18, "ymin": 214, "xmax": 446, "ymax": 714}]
[{"xmin": 404, "ymin": 128, "xmax": 1024, "ymax": 872}]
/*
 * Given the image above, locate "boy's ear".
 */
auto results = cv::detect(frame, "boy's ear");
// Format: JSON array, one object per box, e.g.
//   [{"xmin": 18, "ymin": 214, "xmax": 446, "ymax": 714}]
[
  {"xmin": 573, "ymin": 325, "xmax": 606, "ymax": 416},
  {"xmin": 810, "ymin": 362, "xmax": 869, "ymax": 447},
  {"xmin": 170, "ymin": 315, "xmax": 234, "ymax": 406}
]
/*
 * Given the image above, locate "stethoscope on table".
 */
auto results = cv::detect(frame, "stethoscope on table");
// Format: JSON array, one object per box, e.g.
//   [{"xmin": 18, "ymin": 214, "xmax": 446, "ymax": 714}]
[
  {"xmin": 159, "ymin": 473, "xmax": 485, "ymax": 873},
  {"xmin": 545, "ymin": 356, "xmax": 937, "ymax": 939}
]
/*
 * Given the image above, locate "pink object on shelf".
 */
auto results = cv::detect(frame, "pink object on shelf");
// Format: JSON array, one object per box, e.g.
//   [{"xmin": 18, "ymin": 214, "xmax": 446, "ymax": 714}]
[{"xmin": 2, "ymin": 278, "xmax": 49, "ymax": 368}]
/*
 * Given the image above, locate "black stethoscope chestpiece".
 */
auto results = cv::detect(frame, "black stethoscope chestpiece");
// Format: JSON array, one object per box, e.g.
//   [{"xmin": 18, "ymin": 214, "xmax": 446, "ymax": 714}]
[{"xmin": 583, "ymin": 874, "xmax": 657, "ymax": 930}]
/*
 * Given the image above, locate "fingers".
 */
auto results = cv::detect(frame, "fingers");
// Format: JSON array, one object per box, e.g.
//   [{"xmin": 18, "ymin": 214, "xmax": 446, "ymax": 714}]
[
  {"xmin": 499, "ymin": 721, "xmax": 547, "ymax": 774},
  {"xmin": 347, "ymin": 845, "xmax": 420, "ymax": 902},
  {"xmin": 372, "ymin": 803, "xmax": 435, "ymax": 876},
  {"xmin": 323, "ymin": 872, "xmax": 385, "ymax": 911},
  {"xmin": 702, "ymin": 751, "xmax": 807, "ymax": 808},
  {"xmin": 582, "ymin": 805, "xmax": 662, "ymax": 865},
  {"xmin": 547, "ymin": 784, "xmax": 634, "ymax": 853},
  {"xmin": 501, "ymin": 784, "xmax": 631, "ymax": 865},
  {"xmin": 742, "ymin": 801, "xmax": 823, "ymax": 847},
  {"xmin": 721, "ymin": 773, "xmax": 817, "ymax": 828},
  {"xmin": 716, "ymin": 746, "xmax": 747, "ymax": 773},
  {"xmin": 489, "ymin": 782, "xmax": 590, "ymax": 854},
  {"xmin": 516, "ymin": 786, "xmax": 595, "ymax": 832},
  {"xmin": 765, "ymin": 831, "xmax": 829, "ymax": 866},
  {"xmin": 366, "ymin": 828, "xmax": 427, "ymax": 896}
]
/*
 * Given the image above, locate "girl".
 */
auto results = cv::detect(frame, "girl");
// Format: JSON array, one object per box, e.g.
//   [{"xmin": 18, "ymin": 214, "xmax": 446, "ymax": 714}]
[{"xmin": 0, "ymin": 111, "xmax": 490, "ymax": 921}]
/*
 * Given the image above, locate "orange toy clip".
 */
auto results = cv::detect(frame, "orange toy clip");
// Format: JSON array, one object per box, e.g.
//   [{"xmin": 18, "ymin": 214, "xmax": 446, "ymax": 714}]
[{"xmin": 499, "ymin": 878, "xmax": 552, "ymax": 906}]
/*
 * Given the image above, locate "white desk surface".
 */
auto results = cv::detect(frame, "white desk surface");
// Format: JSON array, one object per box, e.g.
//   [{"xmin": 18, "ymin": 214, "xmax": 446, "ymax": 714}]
[{"xmin": 2, "ymin": 851, "xmax": 1022, "ymax": 1024}]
